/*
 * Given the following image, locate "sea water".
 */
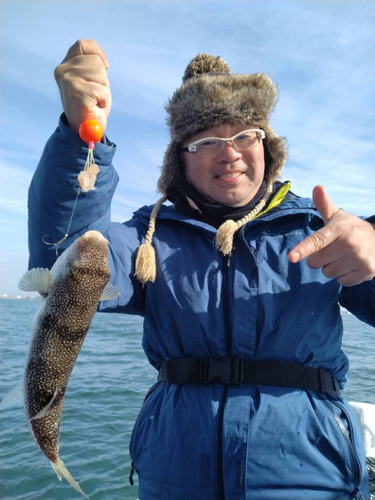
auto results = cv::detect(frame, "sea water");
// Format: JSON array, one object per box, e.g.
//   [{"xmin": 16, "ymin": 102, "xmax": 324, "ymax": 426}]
[{"xmin": 0, "ymin": 299, "xmax": 374, "ymax": 500}]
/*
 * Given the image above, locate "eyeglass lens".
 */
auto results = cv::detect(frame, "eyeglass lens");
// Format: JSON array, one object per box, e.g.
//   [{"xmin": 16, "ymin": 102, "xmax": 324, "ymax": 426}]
[{"xmin": 196, "ymin": 131, "xmax": 260, "ymax": 156}]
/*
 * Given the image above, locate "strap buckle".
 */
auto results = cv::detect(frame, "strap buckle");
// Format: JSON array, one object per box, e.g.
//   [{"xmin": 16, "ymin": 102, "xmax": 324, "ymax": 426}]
[
  {"xmin": 318, "ymin": 368, "xmax": 340, "ymax": 394},
  {"xmin": 199, "ymin": 357, "xmax": 244, "ymax": 385}
]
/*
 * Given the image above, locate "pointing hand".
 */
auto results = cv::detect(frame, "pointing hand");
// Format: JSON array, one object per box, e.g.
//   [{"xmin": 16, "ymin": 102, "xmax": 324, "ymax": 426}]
[{"xmin": 288, "ymin": 185, "xmax": 375, "ymax": 286}]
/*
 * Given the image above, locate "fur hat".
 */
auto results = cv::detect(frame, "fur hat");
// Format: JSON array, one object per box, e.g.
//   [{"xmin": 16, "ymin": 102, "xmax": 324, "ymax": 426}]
[{"xmin": 157, "ymin": 53, "xmax": 287, "ymax": 195}]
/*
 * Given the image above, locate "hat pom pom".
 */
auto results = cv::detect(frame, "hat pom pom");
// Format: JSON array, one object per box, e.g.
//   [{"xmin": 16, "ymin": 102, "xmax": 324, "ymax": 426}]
[{"xmin": 183, "ymin": 53, "xmax": 231, "ymax": 83}]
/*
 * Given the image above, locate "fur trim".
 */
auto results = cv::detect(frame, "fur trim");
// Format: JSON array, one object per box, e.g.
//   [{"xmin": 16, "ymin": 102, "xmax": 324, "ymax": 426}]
[
  {"xmin": 167, "ymin": 72, "xmax": 278, "ymax": 141},
  {"xmin": 158, "ymin": 53, "xmax": 288, "ymax": 196},
  {"xmin": 183, "ymin": 53, "xmax": 231, "ymax": 82}
]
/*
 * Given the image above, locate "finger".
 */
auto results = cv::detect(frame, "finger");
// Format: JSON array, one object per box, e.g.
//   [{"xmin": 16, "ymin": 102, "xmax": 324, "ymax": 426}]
[
  {"xmin": 62, "ymin": 56, "xmax": 110, "ymax": 87},
  {"xmin": 62, "ymin": 39, "xmax": 109, "ymax": 69},
  {"xmin": 91, "ymin": 84, "xmax": 112, "ymax": 112},
  {"xmin": 60, "ymin": 81, "xmax": 111, "ymax": 132},
  {"xmin": 336, "ymin": 270, "xmax": 365, "ymax": 287},
  {"xmin": 78, "ymin": 82, "xmax": 111, "ymax": 110},
  {"xmin": 305, "ymin": 243, "xmax": 342, "ymax": 269},
  {"xmin": 319, "ymin": 258, "xmax": 354, "ymax": 280},
  {"xmin": 312, "ymin": 185, "xmax": 340, "ymax": 224},
  {"xmin": 288, "ymin": 225, "xmax": 337, "ymax": 263}
]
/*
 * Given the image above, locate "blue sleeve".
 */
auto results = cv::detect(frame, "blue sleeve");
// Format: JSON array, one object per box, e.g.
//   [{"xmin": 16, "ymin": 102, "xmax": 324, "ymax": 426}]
[
  {"xmin": 28, "ymin": 114, "xmax": 118, "ymax": 269},
  {"xmin": 28, "ymin": 114, "xmax": 145, "ymax": 316},
  {"xmin": 339, "ymin": 278, "xmax": 375, "ymax": 327},
  {"xmin": 338, "ymin": 214, "xmax": 375, "ymax": 327}
]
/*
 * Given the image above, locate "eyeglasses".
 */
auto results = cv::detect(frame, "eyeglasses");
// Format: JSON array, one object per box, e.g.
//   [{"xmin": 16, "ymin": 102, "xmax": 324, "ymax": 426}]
[{"xmin": 181, "ymin": 129, "xmax": 265, "ymax": 157}]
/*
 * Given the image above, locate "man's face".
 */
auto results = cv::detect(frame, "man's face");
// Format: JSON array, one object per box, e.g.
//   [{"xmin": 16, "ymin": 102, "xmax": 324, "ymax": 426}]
[{"xmin": 182, "ymin": 123, "xmax": 265, "ymax": 207}]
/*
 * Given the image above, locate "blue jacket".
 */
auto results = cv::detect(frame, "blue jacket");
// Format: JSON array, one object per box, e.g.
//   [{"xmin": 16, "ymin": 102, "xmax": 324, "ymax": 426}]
[{"xmin": 28, "ymin": 117, "xmax": 374, "ymax": 500}]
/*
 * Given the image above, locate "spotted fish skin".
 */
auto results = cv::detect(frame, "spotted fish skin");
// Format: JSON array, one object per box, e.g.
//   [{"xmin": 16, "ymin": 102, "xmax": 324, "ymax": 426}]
[{"xmin": 19, "ymin": 230, "xmax": 119, "ymax": 497}]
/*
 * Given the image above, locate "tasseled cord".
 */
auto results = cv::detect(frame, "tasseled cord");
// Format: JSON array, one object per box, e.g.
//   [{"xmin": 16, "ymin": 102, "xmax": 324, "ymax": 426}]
[
  {"xmin": 135, "ymin": 196, "xmax": 167, "ymax": 285},
  {"xmin": 134, "ymin": 181, "xmax": 273, "ymax": 285},
  {"xmin": 214, "ymin": 180, "xmax": 274, "ymax": 256}
]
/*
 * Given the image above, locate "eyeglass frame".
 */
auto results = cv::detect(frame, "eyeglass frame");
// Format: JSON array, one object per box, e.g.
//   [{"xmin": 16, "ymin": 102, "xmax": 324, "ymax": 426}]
[{"xmin": 181, "ymin": 129, "xmax": 266, "ymax": 156}]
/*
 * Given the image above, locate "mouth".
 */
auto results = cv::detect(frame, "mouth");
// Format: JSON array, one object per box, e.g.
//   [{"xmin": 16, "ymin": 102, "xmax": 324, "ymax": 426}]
[{"xmin": 215, "ymin": 172, "xmax": 243, "ymax": 180}]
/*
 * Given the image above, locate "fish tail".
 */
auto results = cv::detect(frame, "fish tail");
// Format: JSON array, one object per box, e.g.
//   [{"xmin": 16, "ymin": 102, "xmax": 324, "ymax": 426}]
[{"xmin": 50, "ymin": 458, "xmax": 89, "ymax": 499}]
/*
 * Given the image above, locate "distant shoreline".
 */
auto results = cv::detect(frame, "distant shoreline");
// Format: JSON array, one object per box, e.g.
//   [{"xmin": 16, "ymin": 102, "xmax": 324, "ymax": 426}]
[{"xmin": 0, "ymin": 296, "xmax": 39, "ymax": 300}]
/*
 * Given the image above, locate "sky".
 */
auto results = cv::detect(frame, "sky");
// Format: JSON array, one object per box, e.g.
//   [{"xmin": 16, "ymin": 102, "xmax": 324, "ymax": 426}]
[{"xmin": 0, "ymin": 0, "xmax": 374, "ymax": 296}]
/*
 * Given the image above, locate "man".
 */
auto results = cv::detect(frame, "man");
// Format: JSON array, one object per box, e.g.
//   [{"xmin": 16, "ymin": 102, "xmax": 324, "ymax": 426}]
[{"xmin": 29, "ymin": 39, "xmax": 375, "ymax": 499}]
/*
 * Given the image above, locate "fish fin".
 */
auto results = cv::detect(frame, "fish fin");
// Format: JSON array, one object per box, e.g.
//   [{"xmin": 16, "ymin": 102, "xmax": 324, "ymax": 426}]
[
  {"xmin": 18, "ymin": 268, "xmax": 51, "ymax": 295},
  {"xmin": 51, "ymin": 458, "xmax": 89, "ymax": 499},
  {"xmin": 29, "ymin": 388, "xmax": 61, "ymax": 421},
  {"xmin": 99, "ymin": 282, "xmax": 121, "ymax": 301},
  {"xmin": 0, "ymin": 381, "xmax": 24, "ymax": 410}
]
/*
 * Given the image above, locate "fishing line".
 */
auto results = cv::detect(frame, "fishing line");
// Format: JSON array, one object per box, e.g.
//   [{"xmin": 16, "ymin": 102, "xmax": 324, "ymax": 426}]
[
  {"xmin": 42, "ymin": 119, "xmax": 103, "ymax": 256},
  {"xmin": 42, "ymin": 189, "xmax": 81, "ymax": 255}
]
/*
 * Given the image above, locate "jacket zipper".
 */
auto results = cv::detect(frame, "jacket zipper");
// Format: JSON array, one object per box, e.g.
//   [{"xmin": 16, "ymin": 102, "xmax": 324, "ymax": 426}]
[
  {"xmin": 217, "ymin": 254, "xmax": 232, "ymax": 500},
  {"xmin": 128, "ymin": 381, "xmax": 162, "ymax": 483},
  {"xmin": 319, "ymin": 395, "xmax": 363, "ymax": 493},
  {"xmin": 331, "ymin": 399, "xmax": 363, "ymax": 493}
]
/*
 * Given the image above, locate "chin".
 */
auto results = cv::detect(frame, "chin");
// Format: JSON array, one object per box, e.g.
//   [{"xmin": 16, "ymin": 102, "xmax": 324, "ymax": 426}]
[{"xmin": 218, "ymin": 194, "xmax": 251, "ymax": 207}]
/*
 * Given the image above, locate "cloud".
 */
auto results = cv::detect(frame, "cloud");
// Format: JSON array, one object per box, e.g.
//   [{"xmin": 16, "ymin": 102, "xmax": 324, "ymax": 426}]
[
  {"xmin": 0, "ymin": 160, "xmax": 33, "ymax": 217},
  {"xmin": 1, "ymin": 0, "xmax": 374, "ymax": 296},
  {"xmin": 0, "ymin": 251, "xmax": 30, "ymax": 296}
]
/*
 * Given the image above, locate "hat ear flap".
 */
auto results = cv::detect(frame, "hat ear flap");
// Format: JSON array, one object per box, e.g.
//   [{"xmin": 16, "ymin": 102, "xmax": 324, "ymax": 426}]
[
  {"xmin": 261, "ymin": 123, "xmax": 288, "ymax": 181},
  {"xmin": 264, "ymin": 136, "xmax": 288, "ymax": 181},
  {"xmin": 158, "ymin": 140, "xmax": 184, "ymax": 196}
]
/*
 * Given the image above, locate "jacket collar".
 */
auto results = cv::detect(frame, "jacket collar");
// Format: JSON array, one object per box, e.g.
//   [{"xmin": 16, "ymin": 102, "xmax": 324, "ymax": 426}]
[{"xmin": 133, "ymin": 183, "xmax": 321, "ymax": 234}]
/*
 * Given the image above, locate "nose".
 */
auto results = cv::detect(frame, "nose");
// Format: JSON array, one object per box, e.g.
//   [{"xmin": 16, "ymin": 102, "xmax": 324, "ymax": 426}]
[{"xmin": 216, "ymin": 140, "xmax": 242, "ymax": 162}]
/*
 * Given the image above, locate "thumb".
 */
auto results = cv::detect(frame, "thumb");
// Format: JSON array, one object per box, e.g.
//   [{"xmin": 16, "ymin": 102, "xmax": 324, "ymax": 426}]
[{"xmin": 312, "ymin": 185, "xmax": 340, "ymax": 224}]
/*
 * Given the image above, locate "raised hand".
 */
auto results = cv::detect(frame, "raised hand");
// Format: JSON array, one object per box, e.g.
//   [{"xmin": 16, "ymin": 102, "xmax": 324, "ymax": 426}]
[
  {"xmin": 54, "ymin": 39, "xmax": 111, "ymax": 133},
  {"xmin": 289, "ymin": 185, "xmax": 375, "ymax": 286}
]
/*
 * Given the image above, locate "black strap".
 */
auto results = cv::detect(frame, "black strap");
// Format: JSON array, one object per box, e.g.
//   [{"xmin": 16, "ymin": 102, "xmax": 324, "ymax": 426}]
[{"xmin": 158, "ymin": 357, "xmax": 341, "ymax": 395}]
